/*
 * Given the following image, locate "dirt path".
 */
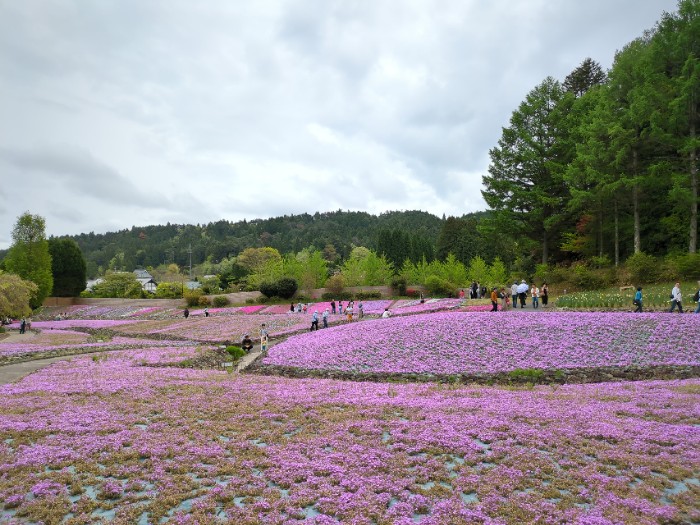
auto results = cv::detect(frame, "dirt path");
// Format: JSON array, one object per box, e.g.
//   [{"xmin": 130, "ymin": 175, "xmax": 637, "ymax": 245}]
[{"xmin": 0, "ymin": 355, "xmax": 77, "ymax": 386}]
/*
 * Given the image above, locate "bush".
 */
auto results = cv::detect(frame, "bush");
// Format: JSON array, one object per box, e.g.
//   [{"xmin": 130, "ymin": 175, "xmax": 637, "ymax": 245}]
[
  {"xmin": 425, "ymin": 275, "xmax": 455, "ymax": 297},
  {"xmin": 325, "ymin": 274, "xmax": 345, "ymax": 295},
  {"xmin": 570, "ymin": 264, "xmax": 607, "ymax": 290},
  {"xmin": 507, "ymin": 368, "xmax": 545, "ymax": 384},
  {"xmin": 390, "ymin": 276, "xmax": 407, "ymax": 296},
  {"xmin": 665, "ymin": 253, "xmax": 700, "ymax": 281},
  {"xmin": 625, "ymin": 252, "xmax": 659, "ymax": 284},
  {"xmin": 295, "ymin": 294, "xmax": 311, "ymax": 303},
  {"xmin": 226, "ymin": 345, "xmax": 246, "ymax": 361},
  {"xmin": 259, "ymin": 281, "xmax": 278, "ymax": 298},
  {"xmin": 184, "ymin": 289, "xmax": 204, "ymax": 307},
  {"xmin": 0, "ymin": 327, "xmax": 5, "ymax": 334},
  {"xmin": 405, "ymin": 289, "xmax": 420, "ymax": 298},
  {"xmin": 198, "ymin": 296, "xmax": 211, "ymax": 306},
  {"xmin": 275, "ymin": 277, "xmax": 298, "ymax": 299},
  {"xmin": 212, "ymin": 295, "xmax": 230, "ymax": 308}
]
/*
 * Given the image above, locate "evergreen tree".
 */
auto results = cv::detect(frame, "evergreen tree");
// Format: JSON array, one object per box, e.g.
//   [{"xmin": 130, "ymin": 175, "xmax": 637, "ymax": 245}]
[
  {"xmin": 563, "ymin": 58, "xmax": 607, "ymax": 97},
  {"xmin": 4, "ymin": 213, "xmax": 53, "ymax": 308},
  {"xmin": 48, "ymin": 238, "xmax": 87, "ymax": 297},
  {"xmin": 482, "ymin": 77, "xmax": 573, "ymax": 264}
]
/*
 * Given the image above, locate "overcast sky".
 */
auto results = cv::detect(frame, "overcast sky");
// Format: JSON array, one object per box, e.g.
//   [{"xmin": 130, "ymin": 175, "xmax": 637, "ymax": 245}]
[{"xmin": 0, "ymin": 0, "xmax": 678, "ymax": 248}]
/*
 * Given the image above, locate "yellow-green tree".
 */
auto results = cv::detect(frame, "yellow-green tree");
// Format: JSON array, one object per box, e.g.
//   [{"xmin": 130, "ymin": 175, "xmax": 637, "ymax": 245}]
[{"xmin": 4, "ymin": 212, "xmax": 53, "ymax": 308}]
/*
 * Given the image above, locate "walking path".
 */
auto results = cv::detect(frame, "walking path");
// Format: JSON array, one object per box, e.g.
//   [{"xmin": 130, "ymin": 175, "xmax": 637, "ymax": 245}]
[{"xmin": 0, "ymin": 355, "xmax": 77, "ymax": 386}]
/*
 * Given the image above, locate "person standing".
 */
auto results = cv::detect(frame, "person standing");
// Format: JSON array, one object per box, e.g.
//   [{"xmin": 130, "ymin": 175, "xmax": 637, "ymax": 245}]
[
  {"xmin": 669, "ymin": 282, "xmax": 683, "ymax": 313},
  {"xmin": 694, "ymin": 285, "xmax": 700, "ymax": 314},
  {"xmin": 633, "ymin": 287, "xmax": 643, "ymax": 313},
  {"xmin": 183, "ymin": 308, "xmax": 190, "ymax": 319},
  {"xmin": 322, "ymin": 309, "xmax": 329, "ymax": 328},
  {"xmin": 260, "ymin": 323, "xmax": 269, "ymax": 351},
  {"xmin": 19, "ymin": 318, "xmax": 26, "ymax": 334},
  {"xmin": 204, "ymin": 307, "xmax": 209, "ymax": 317},
  {"xmin": 330, "ymin": 300, "xmax": 336, "ymax": 315},
  {"xmin": 511, "ymin": 282, "xmax": 518, "ymax": 307},
  {"xmin": 531, "ymin": 284, "xmax": 540, "ymax": 309},
  {"xmin": 541, "ymin": 283, "xmax": 549, "ymax": 307},
  {"xmin": 459, "ymin": 289, "xmax": 465, "ymax": 300},
  {"xmin": 501, "ymin": 288, "xmax": 509, "ymax": 310},
  {"xmin": 310, "ymin": 310, "xmax": 319, "ymax": 331},
  {"xmin": 290, "ymin": 302, "xmax": 295, "ymax": 313},
  {"xmin": 517, "ymin": 280, "xmax": 528, "ymax": 308},
  {"xmin": 490, "ymin": 288, "xmax": 499, "ymax": 312},
  {"xmin": 358, "ymin": 301, "xmax": 364, "ymax": 319},
  {"xmin": 338, "ymin": 301, "xmax": 343, "ymax": 315}
]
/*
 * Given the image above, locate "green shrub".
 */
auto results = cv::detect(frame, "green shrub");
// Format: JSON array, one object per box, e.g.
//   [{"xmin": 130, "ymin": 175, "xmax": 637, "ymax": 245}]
[
  {"xmin": 0, "ymin": 326, "xmax": 5, "ymax": 334},
  {"xmin": 569, "ymin": 264, "xmax": 607, "ymax": 290},
  {"xmin": 425, "ymin": 275, "xmax": 455, "ymax": 297},
  {"xmin": 275, "ymin": 277, "xmax": 298, "ymax": 299},
  {"xmin": 665, "ymin": 253, "xmax": 700, "ymax": 281},
  {"xmin": 259, "ymin": 281, "xmax": 278, "ymax": 298},
  {"xmin": 198, "ymin": 296, "xmax": 211, "ymax": 306},
  {"xmin": 226, "ymin": 345, "xmax": 246, "ymax": 361},
  {"xmin": 295, "ymin": 294, "xmax": 311, "ymax": 303},
  {"xmin": 184, "ymin": 289, "xmax": 204, "ymax": 307},
  {"xmin": 390, "ymin": 276, "xmax": 407, "ymax": 296},
  {"xmin": 212, "ymin": 295, "xmax": 230, "ymax": 308},
  {"xmin": 625, "ymin": 252, "xmax": 659, "ymax": 284},
  {"xmin": 325, "ymin": 274, "xmax": 345, "ymax": 295},
  {"xmin": 507, "ymin": 368, "xmax": 545, "ymax": 384},
  {"xmin": 245, "ymin": 298, "xmax": 255, "ymax": 304},
  {"xmin": 405, "ymin": 289, "xmax": 421, "ymax": 298},
  {"xmin": 587, "ymin": 255, "xmax": 613, "ymax": 269}
]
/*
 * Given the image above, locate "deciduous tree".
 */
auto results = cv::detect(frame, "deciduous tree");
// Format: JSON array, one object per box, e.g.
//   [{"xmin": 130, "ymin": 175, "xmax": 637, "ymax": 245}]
[{"xmin": 4, "ymin": 213, "xmax": 53, "ymax": 308}]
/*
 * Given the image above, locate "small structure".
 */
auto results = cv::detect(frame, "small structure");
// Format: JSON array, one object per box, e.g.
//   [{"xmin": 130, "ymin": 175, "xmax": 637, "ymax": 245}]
[{"xmin": 133, "ymin": 269, "xmax": 157, "ymax": 293}]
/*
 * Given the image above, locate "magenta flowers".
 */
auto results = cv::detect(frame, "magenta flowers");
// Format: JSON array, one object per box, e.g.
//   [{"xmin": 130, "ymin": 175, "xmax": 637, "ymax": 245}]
[{"xmin": 263, "ymin": 311, "xmax": 700, "ymax": 376}]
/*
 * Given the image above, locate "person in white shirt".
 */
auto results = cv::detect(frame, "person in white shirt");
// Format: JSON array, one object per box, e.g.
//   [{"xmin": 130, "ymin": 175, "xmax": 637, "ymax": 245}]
[
  {"xmin": 382, "ymin": 308, "xmax": 391, "ymax": 318},
  {"xmin": 511, "ymin": 282, "xmax": 518, "ymax": 307},
  {"xmin": 516, "ymin": 280, "xmax": 529, "ymax": 308},
  {"xmin": 669, "ymin": 282, "xmax": 683, "ymax": 313}
]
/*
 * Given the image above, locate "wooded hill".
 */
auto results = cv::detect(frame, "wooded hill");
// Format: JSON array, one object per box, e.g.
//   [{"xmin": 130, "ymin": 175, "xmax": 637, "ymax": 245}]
[{"xmin": 69, "ymin": 210, "xmax": 455, "ymax": 278}]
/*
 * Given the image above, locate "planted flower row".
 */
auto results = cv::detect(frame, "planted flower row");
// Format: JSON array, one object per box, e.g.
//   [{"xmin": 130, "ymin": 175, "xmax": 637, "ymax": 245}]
[
  {"xmin": 262, "ymin": 311, "xmax": 700, "ymax": 376},
  {"xmin": 0, "ymin": 347, "xmax": 697, "ymax": 524}
]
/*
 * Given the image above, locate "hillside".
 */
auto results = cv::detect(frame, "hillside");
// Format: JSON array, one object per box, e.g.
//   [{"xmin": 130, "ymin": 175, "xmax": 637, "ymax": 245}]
[{"xmin": 68, "ymin": 209, "xmax": 463, "ymax": 276}]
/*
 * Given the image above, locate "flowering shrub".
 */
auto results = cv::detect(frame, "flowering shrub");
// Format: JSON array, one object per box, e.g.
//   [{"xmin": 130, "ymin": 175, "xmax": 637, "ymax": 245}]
[
  {"xmin": 262, "ymin": 311, "xmax": 700, "ymax": 376},
  {"xmin": 0, "ymin": 349, "xmax": 696, "ymax": 524}
]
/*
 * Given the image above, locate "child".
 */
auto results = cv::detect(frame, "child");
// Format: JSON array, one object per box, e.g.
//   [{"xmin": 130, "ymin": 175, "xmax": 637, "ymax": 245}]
[{"xmin": 633, "ymin": 287, "xmax": 643, "ymax": 313}]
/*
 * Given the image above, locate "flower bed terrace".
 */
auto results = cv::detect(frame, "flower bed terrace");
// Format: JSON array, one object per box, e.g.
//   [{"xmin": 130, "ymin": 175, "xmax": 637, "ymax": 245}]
[
  {"xmin": 260, "ymin": 311, "xmax": 700, "ymax": 383},
  {"xmin": 0, "ymin": 349, "xmax": 697, "ymax": 524}
]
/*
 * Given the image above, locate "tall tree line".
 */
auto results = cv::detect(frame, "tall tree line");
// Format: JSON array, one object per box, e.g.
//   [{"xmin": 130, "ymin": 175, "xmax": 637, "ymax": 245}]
[{"xmin": 482, "ymin": 0, "xmax": 699, "ymax": 264}]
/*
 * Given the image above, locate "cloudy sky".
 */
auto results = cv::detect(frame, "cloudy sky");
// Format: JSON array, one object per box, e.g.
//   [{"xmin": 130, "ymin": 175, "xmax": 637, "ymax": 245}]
[{"xmin": 0, "ymin": 0, "xmax": 677, "ymax": 248}]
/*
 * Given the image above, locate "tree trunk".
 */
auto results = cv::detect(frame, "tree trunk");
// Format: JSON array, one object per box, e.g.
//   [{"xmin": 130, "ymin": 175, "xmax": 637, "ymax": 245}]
[
  {"xmin": 632, "ymin": 149, "xmax": 641, "ymax": 254},
  {"xmin": 614, "ymin": 200, "xmax": 620, "ymax": 267},
  {"xmin": 598, "ymin": 203, "xmax": 604, "ymax": 258},
  {"xmin": 542, "ymin": 231, "xmax": 548, "ymax": 265},
  {"xmin": 690, "ymin": 122, "xmax": 697, "ymax": 253}
]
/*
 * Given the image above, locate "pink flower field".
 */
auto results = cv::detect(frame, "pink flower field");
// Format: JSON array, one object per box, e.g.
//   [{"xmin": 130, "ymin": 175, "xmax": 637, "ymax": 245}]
[
  {"xmin": 0, "ymin": 307, "xmax": 698, "ymax": 523},
  {"xmin": 261, "ymin": 311, "xmax": 700, "ymax": 377},
  {"xmin": 0, "ymin": 347, "xmax": 697, "ymax": 524}
]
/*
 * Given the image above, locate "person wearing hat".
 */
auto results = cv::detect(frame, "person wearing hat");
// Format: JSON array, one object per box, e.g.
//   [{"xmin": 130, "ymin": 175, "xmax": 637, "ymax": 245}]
[
  {"xmin": 241, "ymin": 333, "xmax": 254, "ymax": 353},
  {"xmin": 516, "ymin": 280, "xmax": 529, "ymax": 308},
  {"xmin": 310, "ymin": 310, "xmax": 319, "ymax": 331}
]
